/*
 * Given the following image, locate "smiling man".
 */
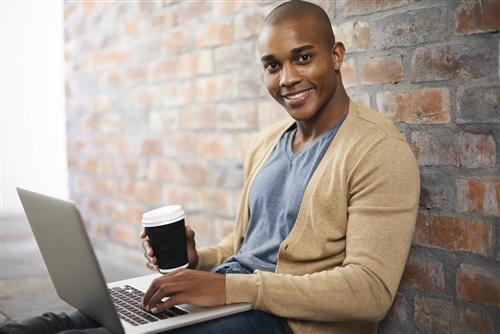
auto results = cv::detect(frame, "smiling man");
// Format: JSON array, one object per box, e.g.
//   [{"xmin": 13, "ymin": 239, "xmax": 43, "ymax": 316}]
[
  {"xmin": 1, "ymin": 1, "xmax": 419, "ymax": 334},
  {"xmin": 141, "ymin": 1, "xmax": 420, "ymax": 334}
]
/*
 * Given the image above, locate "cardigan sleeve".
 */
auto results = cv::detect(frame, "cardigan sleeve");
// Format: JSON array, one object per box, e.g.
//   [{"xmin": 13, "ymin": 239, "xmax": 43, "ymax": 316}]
[{"xmin": 225, "ymin": 135, "xmax": 420, "ymax": 322}]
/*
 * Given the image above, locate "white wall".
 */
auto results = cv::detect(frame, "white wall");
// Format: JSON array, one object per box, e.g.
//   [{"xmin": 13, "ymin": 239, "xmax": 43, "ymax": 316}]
[{"xmin": 1, "ymin": 1, "xmax": 67, "ymax": 217}]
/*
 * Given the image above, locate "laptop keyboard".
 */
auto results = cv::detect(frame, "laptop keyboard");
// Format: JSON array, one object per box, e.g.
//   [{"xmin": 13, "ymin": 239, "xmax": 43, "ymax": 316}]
[{"xmin": 109, "ymin": 285, "xmax": 188, "ymax": 327}]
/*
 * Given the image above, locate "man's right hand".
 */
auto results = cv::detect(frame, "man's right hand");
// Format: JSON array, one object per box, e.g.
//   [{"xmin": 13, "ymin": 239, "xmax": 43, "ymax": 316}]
[{"xmin": 140, "ymin": 225, "xmax": 199, "ymax": 272}]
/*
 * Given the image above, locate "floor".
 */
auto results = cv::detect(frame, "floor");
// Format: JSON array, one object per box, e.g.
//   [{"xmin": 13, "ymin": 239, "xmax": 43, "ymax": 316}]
[{"xmin": 0, "ymin": 216, "xmax": 151, "ymax": 323}]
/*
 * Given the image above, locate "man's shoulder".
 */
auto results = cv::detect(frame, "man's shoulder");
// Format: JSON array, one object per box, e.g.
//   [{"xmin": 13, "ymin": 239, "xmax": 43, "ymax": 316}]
[{"xmin": 347, "ymin": 101, "xmax": 406, "ymax": 143}]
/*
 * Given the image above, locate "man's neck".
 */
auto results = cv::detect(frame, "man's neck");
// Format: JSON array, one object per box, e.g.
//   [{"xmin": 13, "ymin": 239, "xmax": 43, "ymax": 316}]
[{"xmin": 292, "ymin": 88, "xmax": 350, "ymax": 153}]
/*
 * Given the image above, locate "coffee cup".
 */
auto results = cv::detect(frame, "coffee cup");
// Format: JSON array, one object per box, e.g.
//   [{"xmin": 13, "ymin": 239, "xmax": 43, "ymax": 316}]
[{"xmin": 141, "ymin": 205, "xmax": 188, "ymax": 273}]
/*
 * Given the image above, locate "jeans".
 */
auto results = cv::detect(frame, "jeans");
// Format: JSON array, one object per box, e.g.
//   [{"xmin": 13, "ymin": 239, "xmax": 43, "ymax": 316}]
[{"xmin": 0, "ymin": 264, "xmax": 291, "ymax": 334}]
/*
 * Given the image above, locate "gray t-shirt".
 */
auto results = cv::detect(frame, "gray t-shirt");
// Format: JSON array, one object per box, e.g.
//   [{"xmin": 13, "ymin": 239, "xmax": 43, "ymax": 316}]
[{"xmin": 217, "ymin": 116, "xmax": 345, "ymax": 273}]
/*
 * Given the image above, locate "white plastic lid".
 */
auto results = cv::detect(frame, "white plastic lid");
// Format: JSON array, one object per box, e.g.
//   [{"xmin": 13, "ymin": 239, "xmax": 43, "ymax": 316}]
[{"xmin": 141, "ymin": 205, "xmax": 185, "ymax": 227}]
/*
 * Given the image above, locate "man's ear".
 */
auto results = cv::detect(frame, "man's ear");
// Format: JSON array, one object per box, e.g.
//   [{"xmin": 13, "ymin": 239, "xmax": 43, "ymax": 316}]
[{"xmin": 332, "ymin": 42, "xmax": 345, "ymax": 71}]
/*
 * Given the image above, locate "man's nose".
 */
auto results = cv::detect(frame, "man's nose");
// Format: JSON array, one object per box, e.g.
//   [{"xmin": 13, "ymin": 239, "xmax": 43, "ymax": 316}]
[{"xmin": 279, "ymin": 63, "xmax": 301, "ymax": 88}]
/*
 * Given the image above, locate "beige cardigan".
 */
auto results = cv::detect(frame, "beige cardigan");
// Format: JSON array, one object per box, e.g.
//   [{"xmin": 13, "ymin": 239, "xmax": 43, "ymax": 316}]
[{"xmin": 197, "ymin": 101, "xmax": 420, "ymax": 334}]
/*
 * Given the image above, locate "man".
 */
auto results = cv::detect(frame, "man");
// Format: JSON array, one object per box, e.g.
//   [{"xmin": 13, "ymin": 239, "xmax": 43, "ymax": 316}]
[
  {"xmin": 141, "ymin": 1, "xmax": 419, "ymax": 334},
  {"xmin": 1, "ymin": 1, "xmax": 419, "ymax": 333}
]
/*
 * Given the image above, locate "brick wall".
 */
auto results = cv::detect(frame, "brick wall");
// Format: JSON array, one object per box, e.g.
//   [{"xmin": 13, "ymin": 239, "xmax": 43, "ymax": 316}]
[{"xmin": 64, "ymin": 1, "xmax": 499, "ymax": 332}]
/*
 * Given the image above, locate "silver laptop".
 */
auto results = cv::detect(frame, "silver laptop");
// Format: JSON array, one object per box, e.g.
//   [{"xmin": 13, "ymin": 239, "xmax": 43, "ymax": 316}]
[{"xmin": 16, "ymin": 188, "xmax": 251, "ymax": 333}]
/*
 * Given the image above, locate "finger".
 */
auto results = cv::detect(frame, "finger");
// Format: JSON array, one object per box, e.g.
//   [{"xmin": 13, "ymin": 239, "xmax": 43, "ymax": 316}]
[
  {"xmin": 140, "ymin": 227, "xmax": 147, "ymax": 239},
  {"xmin": 141, "ymin": 239, "xmax": 150, "ymax": 251},
  {"xmin": 147, "ymin": 283, "xmax": 183, "ymax": 310},
  {"xmin": 185, "ymin": 225, "xmax": 195, "ymax": 241},
  {"xmin": 151, "ymin": 295, "xmax": 181, "ymax": 314},
  {"xmin": 146, "ymin": 247, "xmax": 155, "ymax": 258}
]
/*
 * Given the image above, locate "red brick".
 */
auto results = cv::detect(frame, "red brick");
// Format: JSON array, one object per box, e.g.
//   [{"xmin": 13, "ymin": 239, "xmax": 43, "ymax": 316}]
[
  {"xmin": 199, "ymin": 187, "xmax": 234, "ymax": 217},
  {"xmin": 411, "ymin": 43, "xmax": 492, "ymax": 82},
  {"xmin": 358, "ymin": 56, "xmax": 404, "ymax": 85},
  {"xmin": 457, "ymin": 85, "xmax": 500, "ymax": 124},
  {"xmin": 457, "ymin": 132, "xmax": 496, "ymax": 169},
  {"xmin": 414, "ymin": 296, "xmax": 454, "ymax": 334},
  {"xmin": 126, "ymin": 65, "xmax": 147, "ymax": 85},
  {"xmin": 341, "ymin": 58, "xmax": 357, "ymax": 88},
  {"xmin": 178, "ymin": 161, "xmax": 208, "ymax": 186},
  {"xmin": 332, "ymin": 21, "xmax": 370, "ymax": 52},
  {"xmin": 162, "ymin": 185, "xmax": 199, "ymax": 212},
  {"xmin": 84, "ymin": 159, "xmax": 98, "ymax": 173},
  {"xmin": 125, "ymin": 204, "xmax": 146, "ymax": 225},
  {"xmin": 217, "ymin": 102, "xmax": 257, "ymax": 130},
  {"xmin": 455, "ymin": 304, "xmax": 494, "ymax": 334},
  {"xmin": 342, "ymin": 0, "xmax": 408, "ymax": 17},
  {"xmin": 178, "ymin": 50, "xmax": 213, "ymax": 78},
  {"xmin": 410, "ymin": 129, "xmax": 459, "ymax": 167},
  {"xmin": 133, "ymin": 87, "xmax": 157, "ymax": 110},
  {"xmin": 79, "ymin": 1, "xmax": 94, "ymax": 15},
  {"xmin": 401, "ymin": 254, "xmax": 445, "ymax": 293},
  {"xmin": 198, "ymin": 133, "xmax": 247, "ymax": 162},
  {"xmin": 176, "ymin": 1, "xmax": 211, "ymax": 25},
  {"xmin": 162, "ymin": 133, "xmax": 198, "ymax": 157},
  {"xmin": 160, "ymin": 81, "xmax": 194, "ymax": 107},
  {"xmin": 419, "ymin": 174, "xmax": 454, "ymax": 210},
  {"xmin": 134, "ymin": 181, "xmax": 162, "ymax": 204},
  {"xmin": 64, "ymin": 3, "xmax": 77, "ymax": 21},
  {"xmin": 99, "ymin": 158, "xmax": 118, "ymax": 176},
  {"xmin": 213, "ymin": 1, "xmax": 247, "ymax": 16},
  {"xmin": 214, "ymin": 40, "xmax": 257, "ymax": 72},
  {"xmin": 148, "ymin": 10, "xmax": 177, "ymax": 32},
  {"xmin": 456, "ymin": 263, "xmax": 500, "ymax": 307},
  {"xmin": 214, "ymin": 217, "xmax": 236, "ymax": 240},
  {"xmin": 381, "ymin": 293, "xmax": 410, "ymax": 328},
  {"xmin": 111, "ymin": 223, "xmax": 137, "ymax": 247},
  {"xmin": 371, "ymin": 7, "xmax": 451, "ymax": 49},
  {"xmin": 148, "ymin": 57, "xmax": 177, "ymax": 82},
  {"xmin": 186, "ymin": 214, "xmax": 214, "ymax": 243},
  {"xmin": 100, "ymin": 114, "xmax": 123, "ymax": 133},
  {"xmin": 179, "ymin": 105, "xmax": 216, "ymax": 130},
  {"xmin": 124, "ymin": 20, "xmax": 140, "ymax": 36},
  {"xmin": 194, "ymin": 74, "xmax": 234, "ymax": 103},
  {"xmin": 377, "ymin": 88, "xmax": 450, "ymax": 124},
  {"xmin": 457, "ymin": 178, "xmax": 500, "ymax": 217},
  {"xmin": 456, "ymin": 0, "xmax": 500, "ymax": 35},
  {"xmin": 141, "ymin": 138, "xmax": 162, "ymax": 156},
  {"xmin": 100, "ymin": 72, "xmax": 121, "ymax": 88},
  {"xmin": 348, "ymin": 91, "xmax": 370, "ymax": 107},
  {"xmin": 149, "ymin": 110, "xmax": 179, "ymax": 133},
  {"xmin": 196, "ymin": 22, "xmax": 233, "ymax": 48},
  {"xmin": 258, "ymin": 99, "xmax": 289, "ymax": 129},
  {"xmin": 415, "ymin": 214, "xmax": 492, "ymax": 255},
  {"xmin": 164, "ymin": 30, "xmax": 191, "ymax": 54},
  {"xmin": 124, "ymin": 161, "xmax": 145, "ymax": 179},
  {"xmin": 148, "ymin": 159, "xmax": 177, "ymax": 182},
  {"xmin": 234, "ymin": 9, "xmax": 266, "ymax": 39}
]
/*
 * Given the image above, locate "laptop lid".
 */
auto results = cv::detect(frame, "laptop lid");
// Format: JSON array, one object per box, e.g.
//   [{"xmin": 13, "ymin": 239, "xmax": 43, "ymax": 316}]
[{"xmin": 16, "ymin": 187, "xmax": 125, "ymax": 334}]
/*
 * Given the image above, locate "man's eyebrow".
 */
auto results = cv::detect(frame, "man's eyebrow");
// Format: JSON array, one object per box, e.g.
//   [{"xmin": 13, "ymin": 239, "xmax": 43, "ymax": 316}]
[
  {"xmin": 260, "ymin": 54, "xmax": 275, "ymax": 62},
  {"xmin": 260, "ymin": 45, "xmax": 315, "ymax": 62},
  {"xmin": 291, "ymin": 45, "xmax": 315, "ymax": 54}
]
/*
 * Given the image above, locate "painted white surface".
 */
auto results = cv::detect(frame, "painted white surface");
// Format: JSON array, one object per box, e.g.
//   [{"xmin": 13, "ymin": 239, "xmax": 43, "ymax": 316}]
[{"xmin": 1, "ymin": 1, "xmax": 67, "ymax": 217}]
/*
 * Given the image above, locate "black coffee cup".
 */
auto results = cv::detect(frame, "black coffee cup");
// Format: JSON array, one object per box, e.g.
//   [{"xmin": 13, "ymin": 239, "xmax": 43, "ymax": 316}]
[{"xmin": 142, "ymin": 205, "xmax": 188, "ymax": 273}]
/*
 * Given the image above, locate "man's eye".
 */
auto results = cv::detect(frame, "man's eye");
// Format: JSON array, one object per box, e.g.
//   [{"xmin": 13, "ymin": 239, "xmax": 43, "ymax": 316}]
[
  {"xmin": 265, "ymin": 62, "xmax": 279, "ymax": 72},
  {"xmin": 297, "ymin": 54, "xmax": 311, "ymax": 62}
]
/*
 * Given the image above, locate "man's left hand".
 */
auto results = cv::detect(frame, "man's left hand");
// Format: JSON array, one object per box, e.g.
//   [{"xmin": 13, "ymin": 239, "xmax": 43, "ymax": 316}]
[{"xmin": 141, "ymin": 269, "xmax": 226, "ymax": 313}]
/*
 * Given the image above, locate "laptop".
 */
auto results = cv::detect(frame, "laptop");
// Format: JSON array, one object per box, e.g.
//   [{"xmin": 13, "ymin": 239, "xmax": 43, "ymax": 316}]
[{"xmin": 16, "ymin": 188, "xmax": 251, "ymax": 333}]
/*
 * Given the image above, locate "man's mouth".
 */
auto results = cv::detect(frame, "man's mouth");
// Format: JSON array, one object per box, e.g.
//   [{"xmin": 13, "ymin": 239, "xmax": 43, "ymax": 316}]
[{"xmin": 282, "ymin": 88, "xmax": 313, "ymax": 107}]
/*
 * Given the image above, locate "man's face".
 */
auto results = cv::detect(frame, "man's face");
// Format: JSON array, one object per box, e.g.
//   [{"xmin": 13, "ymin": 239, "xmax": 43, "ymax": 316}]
[{"xmin": 258, "ymin": 16, "xmax": 340, "ymax": 122}]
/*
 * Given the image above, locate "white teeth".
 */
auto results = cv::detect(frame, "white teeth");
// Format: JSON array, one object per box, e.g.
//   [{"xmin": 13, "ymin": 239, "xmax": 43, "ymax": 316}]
[{"xmin": 285, "ymin": 90, "xmax": 309, "ymax": 100}]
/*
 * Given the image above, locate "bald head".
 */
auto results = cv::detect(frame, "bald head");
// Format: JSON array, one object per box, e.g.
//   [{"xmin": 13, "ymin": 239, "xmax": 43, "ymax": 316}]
[{"xmin": 261, "ymin": 0, "xmax": 335, "ymax": 50}]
